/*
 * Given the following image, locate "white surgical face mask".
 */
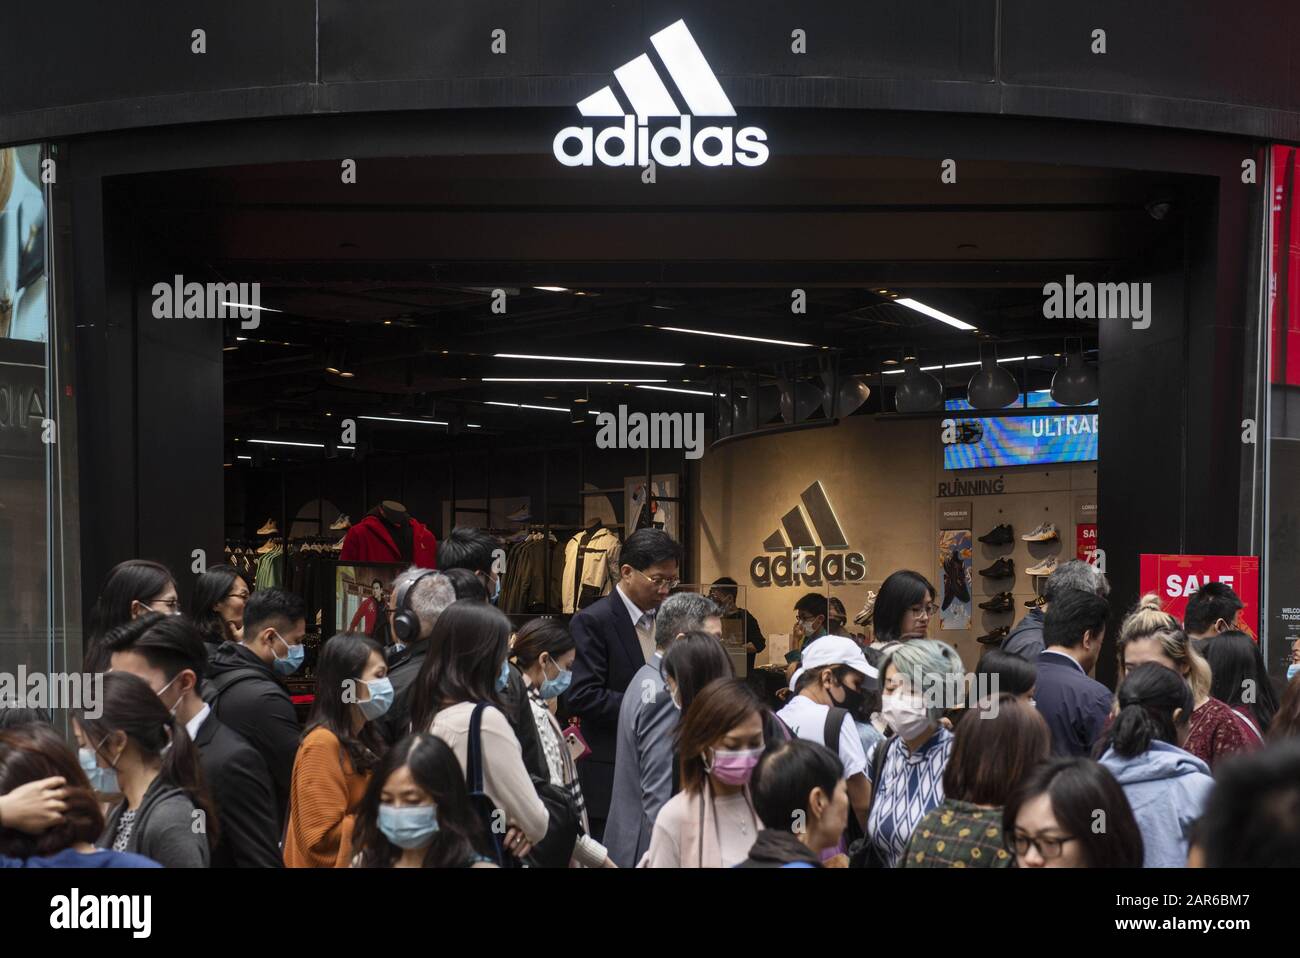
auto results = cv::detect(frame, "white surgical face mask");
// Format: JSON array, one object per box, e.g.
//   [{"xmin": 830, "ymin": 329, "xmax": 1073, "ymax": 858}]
[{"xmin": 881, "ymin": 690, "xmax": 932, "ymax": 739}]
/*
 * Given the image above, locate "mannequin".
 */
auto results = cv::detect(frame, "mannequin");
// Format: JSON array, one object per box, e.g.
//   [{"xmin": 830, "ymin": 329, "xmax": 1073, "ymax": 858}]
[{"xmin": 339, "ymin": 500, "xmax": 438, "ymax": 567}]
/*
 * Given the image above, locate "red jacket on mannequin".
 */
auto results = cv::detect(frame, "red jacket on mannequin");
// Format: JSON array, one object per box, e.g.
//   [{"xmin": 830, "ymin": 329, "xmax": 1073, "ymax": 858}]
[{"xmin": 340, "ymin": 502, "xmax": 438, "ymax": 567}]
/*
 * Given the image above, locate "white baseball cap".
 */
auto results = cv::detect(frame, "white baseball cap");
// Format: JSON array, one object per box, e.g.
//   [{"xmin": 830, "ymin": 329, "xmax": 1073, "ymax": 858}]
[{"xmin": 789, "ymin": 635, "xmax": 879, "ymax": 691}]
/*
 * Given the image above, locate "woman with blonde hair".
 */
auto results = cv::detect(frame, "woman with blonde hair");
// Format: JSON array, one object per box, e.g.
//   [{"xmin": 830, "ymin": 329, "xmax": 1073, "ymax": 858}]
[{"xmin": 1116, "ymin": 594, "xmax": 1258, "ymax": 770}]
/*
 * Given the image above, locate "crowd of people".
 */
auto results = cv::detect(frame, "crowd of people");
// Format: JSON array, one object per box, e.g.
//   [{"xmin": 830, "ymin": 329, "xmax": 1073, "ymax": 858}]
[{"xmin": 2, "ymin": 529, "xmax": 1299, "ymax": 870}]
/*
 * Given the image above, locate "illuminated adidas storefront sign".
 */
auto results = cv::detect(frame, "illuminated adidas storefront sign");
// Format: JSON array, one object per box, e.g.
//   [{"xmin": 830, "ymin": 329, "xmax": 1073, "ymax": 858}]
[
  {"xmin": 554, "ymin": 20, "xmax": 769, "ymax": 169},
  {"xmin": 750, "ymin": 481, "xmax": 866, "ymax": 587}
]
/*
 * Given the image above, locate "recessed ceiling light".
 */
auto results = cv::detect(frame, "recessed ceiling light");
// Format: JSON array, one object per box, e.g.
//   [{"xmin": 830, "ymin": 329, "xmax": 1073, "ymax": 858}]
[
  {"xmin": 882, "ymin": 355, "xmax": 1040, "ymax": 375},
  {"xmin": 485, "ymin": 401, "xmax": 570, "ymax": 413},
  {"xmin": 533, "ymin": 286, "xmax": 568, "ymax": 292},
  {"xmin": 482, "ymin": 378, "xmax": 667, "ymax": 383},
  {"xmin": 358, "ymin": 415, "xmax": 449, "ymax": 426},
  {"xmin": 495, "ymin": 353, "xmax": 683, "ymax": 367},
  {"xmin": 635, "ymin": 385, "xmax": 719, "ymax": 397},
  {"xmin": 656, "ymin": 326, "xmax": 815, "ymax": 348},
  {"xmin": 247, "ymin": 439, "xmax": 325, "ymax": 448},
  {"xmin": 894, "ymin": 298, "xmax": 978, "ymax": 332}
]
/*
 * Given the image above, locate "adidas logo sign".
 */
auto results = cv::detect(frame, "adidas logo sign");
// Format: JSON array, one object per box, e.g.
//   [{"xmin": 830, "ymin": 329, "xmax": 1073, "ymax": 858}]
[
  {"xmin": 750, "ymin": 481, "xmax": 866, "ymax": 587},
  {"xmin": 554, "ymin": 19, "xmax": 769, "ymax": 169}
]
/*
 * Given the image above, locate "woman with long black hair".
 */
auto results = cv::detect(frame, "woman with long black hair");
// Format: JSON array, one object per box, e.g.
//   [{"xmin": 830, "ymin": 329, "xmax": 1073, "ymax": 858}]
[
  {"xmin": 191, "ymin": 566, "xmax": 251, "ymax": 653},
  {"xmin": 76, "ymin": 671, "xmax": 217, "ymax": 868},
  {"xmin": 84, "ymin": 560, "xmax": 179, "ymax": 671},
  {"xmin": 409, "ymin": 601, "xmax": 549, "ymax": 864},
  {"xmin": 1194, "ymin": 630, "xmax": 1278, "ymax": 742},
  {"xmin": 352, "ymin": 733, "xmax": 496, "ymax": 868},
  {"xmin": 283, "ymin": 633, "xmax": 389, "ymax": 867}
]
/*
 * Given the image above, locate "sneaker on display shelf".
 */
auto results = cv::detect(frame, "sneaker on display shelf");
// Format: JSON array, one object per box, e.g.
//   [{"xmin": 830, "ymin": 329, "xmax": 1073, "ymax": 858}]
[
  {"xmin": 1021, "ymin": 522, "xmax": 1060, "ymax": 542},
  {"xmin": 1026, "ymin": 556, "xmax": 1059, "ymax": 577},
  {"xmin": 977, "ymin": 625, "xmax": 1011, "ymax": 645},
  {"xmin": 977, "ymin": 523, "xmax": 1014, "ymax": 546},
  {"xmin": 257, "ymin": 518, "xmax": 278, "ymax": 535},
  {"xmin": 978, "ymin": 557, "xmax": 1015, "ymax": 579},
  {"xmin": 977, "ymin": 592, "xmax": 1014, "ymax": 613}
]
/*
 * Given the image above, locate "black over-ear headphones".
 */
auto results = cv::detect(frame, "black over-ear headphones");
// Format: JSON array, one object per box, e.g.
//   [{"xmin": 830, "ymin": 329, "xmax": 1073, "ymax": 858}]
[{"xmin": 393, "ymin": 570, "xmax": 436, "ymax": 643}]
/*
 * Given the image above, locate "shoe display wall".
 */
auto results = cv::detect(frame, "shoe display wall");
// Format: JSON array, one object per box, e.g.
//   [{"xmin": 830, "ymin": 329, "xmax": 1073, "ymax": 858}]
[{"xmin": 943, "ymin": 467, "xmax": 1093, "ymax": 668}]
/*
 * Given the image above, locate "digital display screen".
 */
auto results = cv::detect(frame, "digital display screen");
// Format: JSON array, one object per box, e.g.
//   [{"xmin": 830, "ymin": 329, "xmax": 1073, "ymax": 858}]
[{"xmin": 943, "ymin": 394, "xmax": 1098, "ymax": 469}]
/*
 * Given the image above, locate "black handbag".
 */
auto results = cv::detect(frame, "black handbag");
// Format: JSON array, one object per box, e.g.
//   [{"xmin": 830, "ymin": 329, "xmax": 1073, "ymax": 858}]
[
  {"xmin": 465, "ymin": 702, "xmax": 520, "ymax": 868},
  {"xmin": 524, "ymin": 777, "xmax": 580, "ymax": 868},
  {"xmin": 847, "ymin": 735, "xmax": 893, "ymax": 869}
]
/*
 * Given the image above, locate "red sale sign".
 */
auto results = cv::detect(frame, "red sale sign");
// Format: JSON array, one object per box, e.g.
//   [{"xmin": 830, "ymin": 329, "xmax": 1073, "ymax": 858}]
[
  {"xmin": 1138, "ymin": 554, "xmax": 1260, "ymax": 640},
  {"xmin": 1076, "ymin": 523, "xmax": 1097, "ymax": 562}
]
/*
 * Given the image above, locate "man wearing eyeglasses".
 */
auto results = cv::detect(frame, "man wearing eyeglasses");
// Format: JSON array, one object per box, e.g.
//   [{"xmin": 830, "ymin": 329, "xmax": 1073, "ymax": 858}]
[{"xmin": 562, "ymin": 528, "xmax": 683, "ymax": 841}]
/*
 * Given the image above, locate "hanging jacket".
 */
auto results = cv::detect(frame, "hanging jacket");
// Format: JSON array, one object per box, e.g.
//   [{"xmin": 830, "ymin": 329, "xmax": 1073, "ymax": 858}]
[
  {"xmin": 339, "ymin": 514, "xmax": 437, "ymax": 566},
  {"xmin": 1099, "ymin": 740, "xmax": 1214, "ymax": 868}
]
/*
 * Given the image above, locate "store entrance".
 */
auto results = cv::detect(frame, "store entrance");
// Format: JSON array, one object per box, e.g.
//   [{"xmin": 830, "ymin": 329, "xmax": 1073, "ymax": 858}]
[{"xmin": 86, "ymin": 145, "xmax": 1217, "ymax": 683}]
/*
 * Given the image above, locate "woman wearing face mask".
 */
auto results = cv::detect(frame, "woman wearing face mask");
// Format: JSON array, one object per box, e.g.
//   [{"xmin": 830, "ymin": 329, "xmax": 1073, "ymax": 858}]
[
  {"xmin": 1097, "ymin": 661, "xmax": 1215, "ymax": 868},
  {"xmin": 352, "ymin": 733, "xmax": 496, "ymax": 868},
  {"xmin": 76, "ymin": 672, "xmax": 216, "ymax": 868},
  {"xmin": 408, "ymin": 601, "xmax": 550, "ymax": 865},
  {"xmin": 191, "ymin": 567, "xmax": 251, "ymax": 653},
  {"xmin": 643, "ymin": 678, "xmax": 766, "ymax": 868},
  {"xmin": 862, "ymin": 639, "xmax": 964, "ymax": 868},
  {"xmin": 84, "ymin": 559, "xmax": 180, "ymax": 672},
  {"xmin": 283, "ymin": 633, "xmax": 389, "ymax": 867},
  {"xmin": 903, "ymin": 695, "xmax": 1049, "ymax": 868},
  {"xmin": 1003, "ymin": 757, "xmax": 1144, "ymax": 868},
  {"xmin": 739, "ymin": 740, "xmax": 848, "ymax": 868},
  {"xmin": 0, "ymin": 724, "xmax": 161, "ymax": 868},
  {"xmin": 511, "ymin": 617, "xmax": 616, "ymax": 868}
]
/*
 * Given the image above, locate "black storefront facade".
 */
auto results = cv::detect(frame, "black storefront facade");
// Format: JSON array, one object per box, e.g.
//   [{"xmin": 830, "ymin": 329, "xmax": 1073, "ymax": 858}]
[{"xmin": 2, "ymin": 1, "xmax": 1298, "ymax": 686}]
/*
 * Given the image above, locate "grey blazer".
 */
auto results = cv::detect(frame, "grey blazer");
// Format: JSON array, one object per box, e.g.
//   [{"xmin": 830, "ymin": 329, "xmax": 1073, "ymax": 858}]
[
  {"xmin": 98, "ymin": 776, "xmax": 211, "ymax": 868},
  {"xmin": 603, "ymin": 657, "xmax": 679, "ymax": 868}
]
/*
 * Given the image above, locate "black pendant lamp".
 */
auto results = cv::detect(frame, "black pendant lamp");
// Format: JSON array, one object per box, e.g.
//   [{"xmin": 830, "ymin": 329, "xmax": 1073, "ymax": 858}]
[
  {"xmin": 1050, "ymin": 339, "xmax": 1099, "ymax": 405},
  {"xmin": 966, "ymin": 345, "xmax": 1018, "ymax": 409},
  {"xmin": 895, "ymin": 358, "xmax": 944, "ymax": 413}
]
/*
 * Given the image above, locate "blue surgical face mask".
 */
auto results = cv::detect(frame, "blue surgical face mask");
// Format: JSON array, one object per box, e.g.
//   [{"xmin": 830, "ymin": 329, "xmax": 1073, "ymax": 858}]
[
  {"xmin": 358, "ymin": 676, "xmax": 395, "ymax": 721},
  {"xmin": 496, "ymin": 659, "xmax": 511, "ymax": 692},
  {"xmin": 378, "ymin": 803, "xmax": 439, "ymax": 849},
  {"xmin": 1288, "ymin": 663, "xmax": 1300, "ymax": 683},
  {"xmin": 79, "ymin": 739, "xmax": 120, "ymax": 795},
  {"xmin": 539, "ymin": 658, "xmax": 573, "ymax": 699},
  {"xmin": 272, "ymin": 632, "xmax": 305, "ymax": 675}
]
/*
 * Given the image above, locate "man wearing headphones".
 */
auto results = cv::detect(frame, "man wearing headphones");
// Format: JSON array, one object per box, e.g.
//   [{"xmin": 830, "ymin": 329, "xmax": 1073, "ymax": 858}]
[{"xmin": 375, "ymin": 566, "xmax": 456, "ymax": 745}]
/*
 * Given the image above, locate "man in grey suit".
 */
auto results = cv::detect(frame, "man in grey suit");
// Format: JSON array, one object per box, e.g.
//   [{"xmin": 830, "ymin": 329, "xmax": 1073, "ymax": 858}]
[{"xmin": 603, "ymin": 591, "xmax": 723, "ymax": 868}]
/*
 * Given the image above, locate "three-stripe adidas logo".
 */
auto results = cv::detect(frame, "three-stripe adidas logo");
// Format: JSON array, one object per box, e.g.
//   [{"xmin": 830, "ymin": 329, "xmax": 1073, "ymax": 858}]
[
  {"xmin": 750, "ymin": 481, "xmax": 867, "ymax": 586},
  {"xmin": 554, "ymin": 19, "xmax": 769, "ymax": 169}
]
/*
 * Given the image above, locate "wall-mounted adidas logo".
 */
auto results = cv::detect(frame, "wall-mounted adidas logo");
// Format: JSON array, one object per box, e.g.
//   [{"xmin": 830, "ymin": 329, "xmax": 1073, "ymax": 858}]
[
  {"xmin": 554, "ymin": 19, "xmax": 769, "ymax": 169},
  {"xmin": 750, "ymin": 481, "xmax": 866, "ymax": 587}
]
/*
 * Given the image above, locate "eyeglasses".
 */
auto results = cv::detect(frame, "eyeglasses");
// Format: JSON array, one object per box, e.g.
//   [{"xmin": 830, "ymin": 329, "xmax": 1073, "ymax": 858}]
[
  {"xmin": 632, "ymin": 568, "xmax": 679, "ymax": 590},
  {"xmin": 1006, "ymin": 830, "xmax": 1077, "ymax": 860},
  {"xmin": 909, "ymin": 604, "xmax": 938, "ymax": 617},
  {"xmin": 150, "ymin": 597, "xmax": 181, "ymax": 613}
]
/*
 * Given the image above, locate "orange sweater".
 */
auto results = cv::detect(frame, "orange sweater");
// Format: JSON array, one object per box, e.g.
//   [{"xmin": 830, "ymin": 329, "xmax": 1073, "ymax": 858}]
[{"xmin": 282, "ymin": 726, "xmax": 372, "ymax": 868}]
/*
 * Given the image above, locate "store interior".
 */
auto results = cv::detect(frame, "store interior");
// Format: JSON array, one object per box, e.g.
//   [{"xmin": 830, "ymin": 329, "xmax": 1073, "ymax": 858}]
[{"xmin": 93, "ymin": 147, "xmax": 1206, "ymax": 673}]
